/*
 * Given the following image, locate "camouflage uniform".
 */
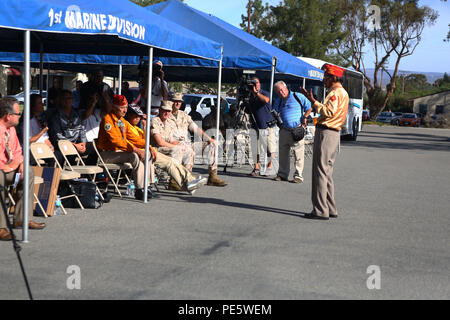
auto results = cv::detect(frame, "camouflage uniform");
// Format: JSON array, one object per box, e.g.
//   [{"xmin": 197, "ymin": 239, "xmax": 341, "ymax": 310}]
[
  {"xmin": 151, "ymin": 115, "xmax": 194, "ymax": 171},
  {"xmin": 170, "ymin": 111, "xmax": 217, "ymax": 170}
]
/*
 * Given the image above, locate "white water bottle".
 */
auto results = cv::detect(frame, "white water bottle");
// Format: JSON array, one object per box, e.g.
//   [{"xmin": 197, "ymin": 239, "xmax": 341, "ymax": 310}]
[
  {"xmin": 127, "ymin": 180, "xmax": 135, "ymax": 197},
  {"xmin": 54, "ymin": 195, "xmax": 63, "ymax": 215}
]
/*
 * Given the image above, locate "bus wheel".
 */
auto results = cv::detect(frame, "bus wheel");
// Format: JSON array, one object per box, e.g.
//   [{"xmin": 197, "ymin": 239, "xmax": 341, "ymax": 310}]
[{"xmin": 350, "ymin": 119, "xmax": 358, "ymax": 141}]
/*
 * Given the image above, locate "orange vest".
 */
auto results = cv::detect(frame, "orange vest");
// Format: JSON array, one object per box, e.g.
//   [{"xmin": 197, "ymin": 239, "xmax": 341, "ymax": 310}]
[{"xmin": 97, "ymin": 112, "xmax": 134, "ymax": 152}]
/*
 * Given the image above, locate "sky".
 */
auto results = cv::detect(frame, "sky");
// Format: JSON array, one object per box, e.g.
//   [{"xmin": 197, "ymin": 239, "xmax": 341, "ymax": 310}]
[{"xmin": 184, "ymin": 0, "xmax": 450, "ymax": 74}]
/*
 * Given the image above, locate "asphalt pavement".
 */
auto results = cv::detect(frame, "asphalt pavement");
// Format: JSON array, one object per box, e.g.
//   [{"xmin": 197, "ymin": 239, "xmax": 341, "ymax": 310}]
[{"xmin": 1, "ymin": 125, "xmax": 449, "ymax": 300}]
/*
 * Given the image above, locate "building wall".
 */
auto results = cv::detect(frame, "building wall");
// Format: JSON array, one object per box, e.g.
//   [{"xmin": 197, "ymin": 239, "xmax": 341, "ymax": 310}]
[{"xmin": 413, "ymin": 91, "xmax": 450, "ymax": 115}]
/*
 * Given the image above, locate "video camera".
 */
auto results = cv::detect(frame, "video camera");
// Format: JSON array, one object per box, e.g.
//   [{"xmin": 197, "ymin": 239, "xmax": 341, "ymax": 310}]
[{"xmin": 137, "ymin": 57, "xmax": 163, "ymax": 85}]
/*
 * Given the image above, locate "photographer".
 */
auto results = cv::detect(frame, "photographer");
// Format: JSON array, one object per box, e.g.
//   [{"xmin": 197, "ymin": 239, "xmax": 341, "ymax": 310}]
[
  {"xmin": 272, "ymin": 81, "xmax": 311, "ymax": 184},
  {"xmin": 135, "ymin": 60, "xmax": 169, "ymax": 116},
  {"xmin": 247, "ymin": 77, "xmax": 277, "ymax": 176},
  {"xmin": 151, "ymin": 60, "xmax": 169, "ymax": 115}
]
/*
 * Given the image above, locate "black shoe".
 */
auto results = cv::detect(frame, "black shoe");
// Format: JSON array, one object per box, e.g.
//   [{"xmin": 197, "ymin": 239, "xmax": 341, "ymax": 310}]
[
  {"xmin": 329, "ymin": 214, "xmax": 338, "ymax": 218},
  {"xmin": 147, "ymin": 188, "xmax": 160, "ymax": 199},
  {"xmin": 135, "ymin": 189, "xmax": 154, "ymax": 201},
  {"xmin": 304, "ymin": 212, "xmax": 329, "ymax": 220}
]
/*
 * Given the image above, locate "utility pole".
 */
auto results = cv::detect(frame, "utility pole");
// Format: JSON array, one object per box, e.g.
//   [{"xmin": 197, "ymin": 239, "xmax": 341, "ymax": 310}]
[{"xmin": 248, "ymin": 0, "xmax": 251, "ymax": 33}]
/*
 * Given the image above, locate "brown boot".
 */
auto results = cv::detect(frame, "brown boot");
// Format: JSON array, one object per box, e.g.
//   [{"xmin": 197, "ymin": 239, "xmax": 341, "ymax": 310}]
[
  {"xmin": 207, "ymin": 169, "xmax": 228, "ymax": 187},
  {"xmin": 167, "ymin": 178, "xmax": 182, "ymax": 191},
  {"xmin": 0, "ymin": 228, "xmax": 13, "ymax": 241}
]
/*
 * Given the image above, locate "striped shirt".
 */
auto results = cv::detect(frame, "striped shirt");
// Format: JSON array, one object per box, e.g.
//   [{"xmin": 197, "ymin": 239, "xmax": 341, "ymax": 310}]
[{"xmin": 273, "ymin": 92, "xmax": 311, "ymax": 129}]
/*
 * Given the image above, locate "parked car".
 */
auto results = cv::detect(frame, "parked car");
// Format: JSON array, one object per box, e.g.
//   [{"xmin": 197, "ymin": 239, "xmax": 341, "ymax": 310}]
[
  {"xmin": 182, "ymin": 94, "xmax": 217, "ymax": 119},
  {"xmin": 362, "ymin": 109, "xmax": 370, "ymax": 121},
  {"xmin": 376, "ymin": 111, "xmax": 396, "ymax": 124},
  {"xmin": 392, "ymin": 112, "xmax": 403, "ymax": 125},
  {"xmin": 399, "ymin": 113, "xmax": 420, "ymax": 127},
  {"xmin": 6, "ymin": 90, "xmax": 47, "ymax": 104}
]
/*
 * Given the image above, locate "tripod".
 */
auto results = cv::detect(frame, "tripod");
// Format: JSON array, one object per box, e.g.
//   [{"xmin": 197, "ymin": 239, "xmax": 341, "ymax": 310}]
[
  {"xmin": 223, "ymin": 101, "xmax": 256, "ymax": 173},
  {"xmin": 0, "ymin": 185, "xmax": 33, "ymax": 300}
]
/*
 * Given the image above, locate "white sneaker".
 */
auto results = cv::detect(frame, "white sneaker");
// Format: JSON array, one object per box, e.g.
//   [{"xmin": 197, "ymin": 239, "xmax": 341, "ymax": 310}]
[{"xmin": 187, "ymin": 175, "xmax": 207, "ymax": 191}]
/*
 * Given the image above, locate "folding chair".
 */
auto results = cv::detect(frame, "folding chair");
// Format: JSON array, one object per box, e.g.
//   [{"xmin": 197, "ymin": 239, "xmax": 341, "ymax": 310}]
[
  {"xmin": 30, "ymin": 142, "xmax": 84, "ymax": 212},
  {"xmin": 58, "ymin": 140, "xmax": 105, "ymax": 201},
  {"xmin": 92, "ymin": 139, "xmax": 133, "ymax": 198},
  {"xmin": 4, "ymin": 173, "xmax": 46, "ymax": 217}
]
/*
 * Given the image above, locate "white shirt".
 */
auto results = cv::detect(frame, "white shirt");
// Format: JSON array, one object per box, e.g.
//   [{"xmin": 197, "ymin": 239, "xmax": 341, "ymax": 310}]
[
  {"xmin": 83, "ymin": 109, "xmax": 102, "ymax": 142},
  {"xmin": 30, "ymin": 117, "xmax": 50, "ymax": 143},
  {"xmin": 151, "ymin": 78, "xmax": 168, "ymax": 108}
]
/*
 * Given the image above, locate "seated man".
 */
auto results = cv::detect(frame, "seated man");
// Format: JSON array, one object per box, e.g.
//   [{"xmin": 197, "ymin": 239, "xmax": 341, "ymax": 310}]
[
  {"xmin": 0, "ymin": 98, "xmax": 45, "ymax": 241},
  {"xmin": 48, "ymin": 89, "xmax": 97, "ymax": 165},
  {"xmin": 97, "ymin": 95, "xmax": 206, "ymax": 200},
  {"xmin": 170, "ymin": 93, "xmax": 227, "ymax": 187},
  {"xmin": 150, "ymin": 101, "xmax": 194, "ymax": 171}
]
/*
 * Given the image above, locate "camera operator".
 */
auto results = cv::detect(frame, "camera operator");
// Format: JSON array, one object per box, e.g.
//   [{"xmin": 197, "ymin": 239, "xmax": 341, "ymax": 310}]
[
  {"xmin": 151, "ymin": 60, "xmax": 168, "ymax": 115},
  {"xmin": 247, "ymin": 77, "xmax": 277, "ymax": 176},
  {"xmin": 272, "ymin": 81, "xmax": 311, "ymax": 184},
  {"xmin": 135, "ymin": 60, "xmax": 169, "ymax": 117}
]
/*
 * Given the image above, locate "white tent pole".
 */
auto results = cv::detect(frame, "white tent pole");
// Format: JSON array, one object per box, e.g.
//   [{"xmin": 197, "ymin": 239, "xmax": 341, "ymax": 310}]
[
  {"xmin": 269, "ymin": 57, "xmax": 276, "ymax": 105},
  {"xmin": 46, "ymin": 66, "xmax": 49, "ymax": 110},
  {"xmin": 264, "ymin": 57, "xmax": 277, "ymax": 174},
  {"xmin": 144, "ymin": 47, "xmax": 153, "ymax": 203},
  {"xmin": 214, "ymin": 46, "xmax": 223, "ymax": 167},
  {"xmin": 118, "ymin": 64, "xmax": 123, "ymax": 95},
  {"xmin": 39, "ymin": 41, "xmax": 44, "ymax": 94},
  {"xmin": 23, "ymin": 30, "xmax": 31, "ymax": 243}
]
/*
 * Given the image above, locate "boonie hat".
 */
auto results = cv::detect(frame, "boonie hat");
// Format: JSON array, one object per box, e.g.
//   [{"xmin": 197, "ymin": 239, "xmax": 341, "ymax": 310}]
[
  {"xmin": 160, "ymin": 100, "xmax": 173, "ymax": 111},
  {"xmin": 170, "ymin": 93, "xmax": 183, "ymax": 102}
]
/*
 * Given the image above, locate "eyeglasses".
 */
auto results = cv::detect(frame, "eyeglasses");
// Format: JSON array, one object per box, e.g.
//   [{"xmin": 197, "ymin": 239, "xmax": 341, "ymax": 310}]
[{"xmin": 10, "ymin": 112, "xmax": 22, "ymax": 116}]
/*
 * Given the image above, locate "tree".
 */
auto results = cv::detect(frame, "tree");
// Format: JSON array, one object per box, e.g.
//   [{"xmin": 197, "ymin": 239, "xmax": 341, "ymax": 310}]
[
  {"xmin": 338, "ymin": 0, "xmax": 438, "ymax": 120},
  {"xmin": 239, "ymin": 0, "xmax": 269, "ymax": 39},
  {"xmin": 241, "ymin": 0, "xmax": 349, "ymax": 65},
  {"xmin": 130, "ymin": 0, "xmax": 182, "ymax": 7}
]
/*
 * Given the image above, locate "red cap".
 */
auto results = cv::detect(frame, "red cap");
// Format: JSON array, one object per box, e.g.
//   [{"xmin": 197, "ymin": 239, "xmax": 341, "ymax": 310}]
[
  {"xmin": 323, "ymin": 64, "xmax": 344, "ymax": 78},
  {"xmin": 113, "ymin": 94, "xmax": 128, "ymax": 107}
]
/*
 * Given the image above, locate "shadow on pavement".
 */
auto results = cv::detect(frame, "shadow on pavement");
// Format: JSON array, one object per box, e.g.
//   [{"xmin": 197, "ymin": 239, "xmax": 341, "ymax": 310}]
[{"xmin": 155, "ymin": 191, "xmax": 308, "ymax": 219}]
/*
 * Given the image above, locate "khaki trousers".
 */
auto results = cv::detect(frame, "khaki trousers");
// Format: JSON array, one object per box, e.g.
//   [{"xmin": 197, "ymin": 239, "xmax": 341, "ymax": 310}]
[
  {"xmin": 278, "ymin": 128, "xmax": 305, "ymax": 181},
  {"xmin": 158, "ymin": 143, "xmax": 194, "ymax": 172},
  {"xmin": 100, "ymin": 150, "xmax": 194, "ymax": 190},
  {"xmin": 0, "ymin": 167, "xmax": 34, "ymax": 229},
  {"xmin": 311, "ymin": 127, "xmax": 340, "ymax": 218}
]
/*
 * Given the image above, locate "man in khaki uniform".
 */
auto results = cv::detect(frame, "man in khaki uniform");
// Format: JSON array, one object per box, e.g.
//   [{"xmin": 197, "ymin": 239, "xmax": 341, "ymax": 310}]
[
  {"xmin": 300, "ymin": 64, "xmax": 349, "ymax": 220},
  {"xmin": 169, "ymin": 93, "xmax": 227, "ymax": 188},
  {"xmin": 150, "ymin": 101, "xmax": 194, "ymax": 171}
]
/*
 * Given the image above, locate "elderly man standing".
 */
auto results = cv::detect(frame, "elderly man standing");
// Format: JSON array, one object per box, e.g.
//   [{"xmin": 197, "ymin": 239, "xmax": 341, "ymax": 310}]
[
  {"xmin": 0, "ymin": 98, "xmax": 46, "ymax": 241},
  {"xmin": 272, "ymin": 81, "xmax": 312, "ymax": 183},
  {"xmin": 170, "ymin": 93, "xmax": 227, "ymax": 187},
  {"xmin": 98, "ymin": 95, "xmax": 205, "ymax": 200},
  {"xmin": 300, "ymin": 64, "xmax": 349, "ymax": 220}
]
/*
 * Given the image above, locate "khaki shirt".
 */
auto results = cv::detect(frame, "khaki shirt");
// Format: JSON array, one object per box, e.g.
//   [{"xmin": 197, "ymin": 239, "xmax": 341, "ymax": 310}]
[
  {"xmin": 150, "ymin": 116, "xmax": 177, "ymax": 145},
  {"xmin": 313, "ymin": 85, "xmax": 349, "ymax": 131},
  {"xmin": 169, "ymin": 111, "xmax": 197, "ymax": 141}
]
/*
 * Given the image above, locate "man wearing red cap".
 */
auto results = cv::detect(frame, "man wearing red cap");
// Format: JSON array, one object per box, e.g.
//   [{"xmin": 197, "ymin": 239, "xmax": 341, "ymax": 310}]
[
  {"xmin": 300, "ymin": 64, "xmax": 349, "ymax": 220},
  {"xmin": 98, "ymin": 95, "xmax": 206, "ymax": 200}
]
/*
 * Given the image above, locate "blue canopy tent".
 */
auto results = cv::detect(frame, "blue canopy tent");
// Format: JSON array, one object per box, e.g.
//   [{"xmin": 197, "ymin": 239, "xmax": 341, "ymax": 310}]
[
  {"xmin": 0, "ymin": 0, "xmax": 222, "ymax": 242},
  {"xmin": 146, "ymin": 0, "xmax": 324, "ymax": 85}
]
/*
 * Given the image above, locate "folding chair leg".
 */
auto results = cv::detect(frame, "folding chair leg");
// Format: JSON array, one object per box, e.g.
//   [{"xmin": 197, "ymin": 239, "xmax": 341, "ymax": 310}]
[{"xmin": 34, "ymin": 193, "xmax": 48, "ymax": 218}]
